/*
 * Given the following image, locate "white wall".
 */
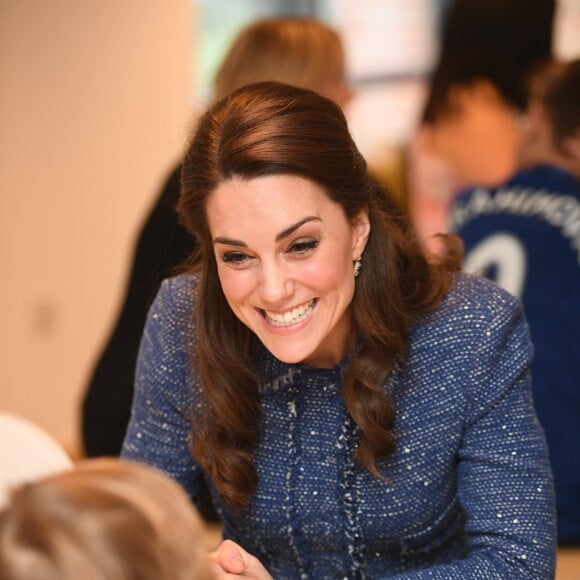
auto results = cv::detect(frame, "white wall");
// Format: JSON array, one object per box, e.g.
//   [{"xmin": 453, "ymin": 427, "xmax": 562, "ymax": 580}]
[{"xmin": 0, "ymin": 0, "xmax": 193, "ymax": 454}]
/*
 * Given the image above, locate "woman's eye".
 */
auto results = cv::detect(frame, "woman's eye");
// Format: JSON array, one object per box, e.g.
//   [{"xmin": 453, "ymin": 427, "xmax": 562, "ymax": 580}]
[
  {"xmin": 222, "ymin": 251, "xmax": 249, "ymax": 265},
  {"xmin": 289, "ymin": 239, "xmax": 319, "ymax": 256}
]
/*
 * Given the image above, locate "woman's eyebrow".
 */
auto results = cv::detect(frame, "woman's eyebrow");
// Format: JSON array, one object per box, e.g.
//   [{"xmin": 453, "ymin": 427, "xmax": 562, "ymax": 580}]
[
  {"xmin": 213, "ymin": 217, "xmax": 321, "ymax": 246},
  {"xmin": 213, "ymin": 236, "xmax": 247, "ymax": 247},
  {"xmin": 275, "ymin": 216, "xmax": 321, "ymax": 242}
]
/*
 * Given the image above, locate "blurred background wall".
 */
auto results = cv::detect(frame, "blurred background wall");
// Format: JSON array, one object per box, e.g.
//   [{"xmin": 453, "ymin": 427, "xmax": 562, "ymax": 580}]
[{"xmin": 0, "ymin": 0, "xmax": 193, "ymax": 453}]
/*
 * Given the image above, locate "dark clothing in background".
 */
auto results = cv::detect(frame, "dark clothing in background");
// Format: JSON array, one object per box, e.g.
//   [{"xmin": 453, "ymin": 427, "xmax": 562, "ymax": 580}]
[{"xmin": 82, "ymin": 163, "xmax": 194, "ymax": 456}]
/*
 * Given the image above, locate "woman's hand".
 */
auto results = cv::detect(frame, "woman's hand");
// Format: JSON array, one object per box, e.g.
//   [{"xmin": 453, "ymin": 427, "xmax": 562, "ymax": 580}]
[{"xmin": 208, "ymin": 539, "xmax": 273, "ymax": 579}]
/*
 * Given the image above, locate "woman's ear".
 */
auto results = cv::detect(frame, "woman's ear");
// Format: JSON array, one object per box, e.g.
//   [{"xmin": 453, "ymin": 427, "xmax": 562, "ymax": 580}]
[{"xmin": 352, "ymin": 210, "xmax": 371, "ymax": 259}]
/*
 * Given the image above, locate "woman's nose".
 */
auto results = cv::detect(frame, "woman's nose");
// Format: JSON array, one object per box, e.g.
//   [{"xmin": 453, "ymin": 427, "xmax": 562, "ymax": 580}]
[{"xmin": 259, "ymin": 262, "xmax": 294, "ymax": 304}]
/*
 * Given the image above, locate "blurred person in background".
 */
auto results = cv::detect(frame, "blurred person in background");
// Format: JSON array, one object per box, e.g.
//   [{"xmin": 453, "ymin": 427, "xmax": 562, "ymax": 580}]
[
  {"xmin": 407, "ymin": 0, "xmax": 555, "ymax": 252},
  {"xmin": 451, "ymin": 57, "xmax": 580, "ymax": 546}
]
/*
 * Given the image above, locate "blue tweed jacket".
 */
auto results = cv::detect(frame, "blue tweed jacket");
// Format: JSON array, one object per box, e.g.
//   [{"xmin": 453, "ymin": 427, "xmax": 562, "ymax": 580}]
[{"xmin": 122, "ymin": 273, "xmax": 556, "ymax": 579}]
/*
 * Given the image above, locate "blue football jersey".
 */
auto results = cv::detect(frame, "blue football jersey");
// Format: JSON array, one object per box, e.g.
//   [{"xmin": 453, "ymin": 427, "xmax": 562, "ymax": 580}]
[{"xmin": 451, "ymin": 165, "xmax": 580, "ymax": 543}]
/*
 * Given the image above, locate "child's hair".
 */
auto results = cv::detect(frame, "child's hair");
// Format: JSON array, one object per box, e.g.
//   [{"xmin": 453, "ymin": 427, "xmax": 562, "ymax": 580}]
[{"xmin": 0, "ymin": 458, "xmax": 214, "ymax": 580}]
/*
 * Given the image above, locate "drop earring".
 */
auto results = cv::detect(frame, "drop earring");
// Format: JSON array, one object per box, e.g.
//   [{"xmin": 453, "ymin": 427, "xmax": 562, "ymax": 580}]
[{"xmin": 353, "ymin": 256, "xmax": 362, "ymax": 278}]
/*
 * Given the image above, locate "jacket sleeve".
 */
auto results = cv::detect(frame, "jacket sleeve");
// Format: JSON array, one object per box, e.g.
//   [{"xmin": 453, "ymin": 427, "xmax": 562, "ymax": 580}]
[
  {"xmin": 387, "ymin": 294, "xmax": 557, "ymax": 579},
  {"xmin": 121, "ymin": 275, "xmax": 206, "ymax": 502}
]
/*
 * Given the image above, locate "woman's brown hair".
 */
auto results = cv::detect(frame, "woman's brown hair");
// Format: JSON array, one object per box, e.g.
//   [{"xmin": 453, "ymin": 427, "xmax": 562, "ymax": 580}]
[{"xmin": 179, "ymin": 82, "xmax": 461, "ymax": 508}]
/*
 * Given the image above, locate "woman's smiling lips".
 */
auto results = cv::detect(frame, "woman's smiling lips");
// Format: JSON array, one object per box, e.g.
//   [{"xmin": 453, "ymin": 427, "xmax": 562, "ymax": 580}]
[{"xmin": 260, "ymin": 299, "xmax": 317, "ymax": 327}]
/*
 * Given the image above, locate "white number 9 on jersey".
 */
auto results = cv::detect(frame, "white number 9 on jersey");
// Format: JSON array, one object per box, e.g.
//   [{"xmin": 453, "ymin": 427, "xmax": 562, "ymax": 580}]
[{"xmin": 463, "ymin": 233, "xmax": 527, "ymax": 298}]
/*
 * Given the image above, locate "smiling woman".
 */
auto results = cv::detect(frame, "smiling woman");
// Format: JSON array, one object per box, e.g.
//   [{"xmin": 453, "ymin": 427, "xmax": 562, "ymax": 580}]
[
  {"xmin": 122, "ymin": 82, "xmax": 557, "ymax": 578},
  {"xmin": 207, "ymin": 174, "xmax": 369, "ymax": 368}
]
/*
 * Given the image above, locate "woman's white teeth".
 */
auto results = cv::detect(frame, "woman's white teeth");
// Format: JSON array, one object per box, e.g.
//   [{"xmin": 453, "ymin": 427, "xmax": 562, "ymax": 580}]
[{"xmin": 265, "ymin": 300, "xmax": 314, "ymax": 326}]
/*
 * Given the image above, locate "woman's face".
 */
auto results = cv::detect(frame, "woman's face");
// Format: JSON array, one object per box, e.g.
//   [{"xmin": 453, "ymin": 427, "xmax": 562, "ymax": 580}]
[{"xmin": 207, "ymin": 175, "xmax": 369, "ymax": 368}]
